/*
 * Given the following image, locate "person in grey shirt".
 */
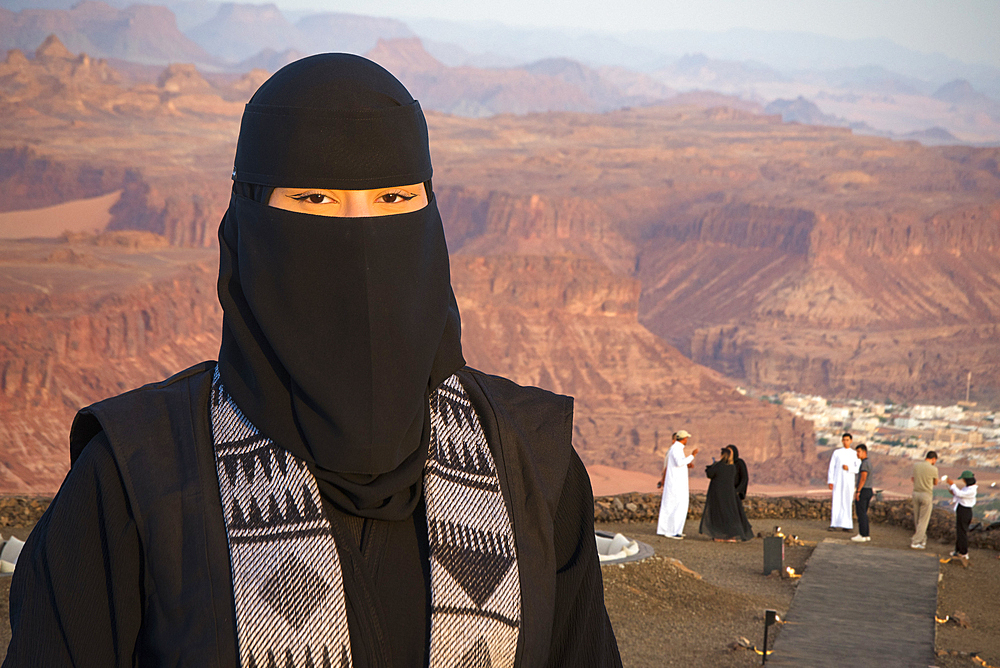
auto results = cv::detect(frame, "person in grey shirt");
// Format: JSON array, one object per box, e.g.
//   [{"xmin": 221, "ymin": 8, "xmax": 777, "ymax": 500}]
[
  {"xmin": 851, "ymin": 444, "xmax": 873, "ymax": 542},
  {"xmin": 911, "ymin": 451, "xmax": 940, "ymax": 549}
]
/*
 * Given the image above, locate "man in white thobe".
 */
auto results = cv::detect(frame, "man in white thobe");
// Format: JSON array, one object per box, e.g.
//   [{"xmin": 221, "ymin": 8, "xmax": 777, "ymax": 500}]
[
  {"xmin": 657, "ymin": 430, "xmax": 699, "ymax": 538},
  {"xmin": 828, "ymin": 432, "xmax": 860, "ymax": 530}
]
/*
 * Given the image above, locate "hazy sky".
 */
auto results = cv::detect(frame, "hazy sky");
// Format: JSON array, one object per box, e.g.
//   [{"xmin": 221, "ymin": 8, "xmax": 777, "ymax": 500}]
[{"xmin": 274, "ymin": 0, "xmax": 1000, "ymax": 67}]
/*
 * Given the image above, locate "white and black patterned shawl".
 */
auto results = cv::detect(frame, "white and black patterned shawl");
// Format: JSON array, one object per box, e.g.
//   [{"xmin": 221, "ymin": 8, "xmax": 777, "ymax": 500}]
[{"xmin": 210, "ymin": 367, "xmax": 520, "ymax": 668}]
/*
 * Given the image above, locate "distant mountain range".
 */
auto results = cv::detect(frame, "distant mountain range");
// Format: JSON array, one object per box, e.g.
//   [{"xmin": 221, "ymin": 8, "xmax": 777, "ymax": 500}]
[
  {"xmin": 185, "ymin": 3, "xmax": 414, "ymax": 62},
  {"xmin": 0, "ymin": 1, "xmax": 216, "ymax": 66},
  {"xmin": 405, "ymin": 17, "xmax": 1000, "ymax": 95},
  {"xmin": 2, "ymin": 1, "xmax": 998, "ymax": 143},
  {"xmin": 362, "ymin": 38, "xmax": 674, "ymax": 116}
]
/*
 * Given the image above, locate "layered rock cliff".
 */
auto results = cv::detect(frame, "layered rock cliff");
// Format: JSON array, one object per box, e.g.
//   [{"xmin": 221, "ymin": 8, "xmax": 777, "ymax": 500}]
[
  {"xmin": 0, "ymin": 235, "xmax": 221, "ymax": 492},
  {"xmin": 0, "ymin": 37, "xmax": 237, "ymax": 246},
  {"xmin": 451, "ymin": 255, "xmax": 816, "ymax": 478},
  {"xmin": 425, "ymin": 109, "xmax": 1000, "ymax": 406},
  {"xmin": 636, "ymin": 187, "xmax": 1000, "ymax": 405}
]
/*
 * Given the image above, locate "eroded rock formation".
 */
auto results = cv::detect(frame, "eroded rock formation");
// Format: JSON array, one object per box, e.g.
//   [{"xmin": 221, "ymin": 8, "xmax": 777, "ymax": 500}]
[
  {"xmin": 0, "ymin": 3, "xmax": 215, "ymax": 66},
  {"xmin": 452, "ymin": 255, "xmax": 815, "ymax": 475},
  {"xmin": 423, "ymin": 109, "xmax": 1000, "ymax": 405},
  {"xmin": 0, "ymin": 235, "xmax": 221, "ymax": 491}
]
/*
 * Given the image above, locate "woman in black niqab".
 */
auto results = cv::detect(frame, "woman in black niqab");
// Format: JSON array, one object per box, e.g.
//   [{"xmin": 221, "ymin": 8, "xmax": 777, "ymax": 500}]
[
  {"xmin": 4, "ymin": 53, "xmax": 624, "ymax": 668},
  {"xmin": 218, "ymin": 54, "xmax": 464, "ymax": 521}
]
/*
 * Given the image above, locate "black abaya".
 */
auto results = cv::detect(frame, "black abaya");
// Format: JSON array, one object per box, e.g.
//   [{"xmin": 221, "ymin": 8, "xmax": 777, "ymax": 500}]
[
  {"xmin": 729, "ymin": 445, "xmax": 749, "ymax": 500},
  {"xmin": 699, "ymin": 462, "xmax": 754, "ymax": 541},
  {"xmin": 734, "ymin": 458, "xmax": 749, "ymax": 500},
  {"xmin": 4, "ymin": 366, "xmax": 622, "ymax": 667}
]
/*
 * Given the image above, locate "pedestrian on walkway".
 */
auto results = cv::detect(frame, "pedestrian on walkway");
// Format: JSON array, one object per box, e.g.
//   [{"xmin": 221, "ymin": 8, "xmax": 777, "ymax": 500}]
[
  {"xmin": 949, "ymin": 470, "xmax": 978, "ymax": 560},
  {"xmin": 852, "ymin": 444, "xmax": 872, "ymax": 542},
  {"xmin": 911, "ymin": 451, "xmax": 940, "ymax": 549},
  {"xmin": 827, "ymin": 433, "xmax": 859, "ymax": 531},
  {"xmin": 656, "ymin": 430, "xmax": 698, "ymax": 539}
]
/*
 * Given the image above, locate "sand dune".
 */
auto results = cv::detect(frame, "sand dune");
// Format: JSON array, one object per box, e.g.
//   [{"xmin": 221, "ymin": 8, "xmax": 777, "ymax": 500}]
[{"xmin": 0, "ymin": 191, "xmax": 120, "ymax": 239}]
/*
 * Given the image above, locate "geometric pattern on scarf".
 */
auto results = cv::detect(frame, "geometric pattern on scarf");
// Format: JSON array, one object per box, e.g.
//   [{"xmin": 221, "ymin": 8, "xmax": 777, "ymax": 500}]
[
  {"xmin": 210, "ymin": 366, "xmax": 352, "ymax": 668},
  {"xmin": 425, "ymin": 374, "xmax": 521, "ymax": 668},
  {"xmin": 210, "ymin": 367, "xmax": 520, "ymax": 668}
]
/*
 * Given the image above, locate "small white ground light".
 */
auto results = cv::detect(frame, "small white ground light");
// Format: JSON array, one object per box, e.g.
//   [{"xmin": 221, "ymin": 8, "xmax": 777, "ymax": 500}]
[
  {"xmin": 595, "ymin": 530, "xmax": 654, "ymax": 565},
  {"xmin": 0, "ymin": 535, "xmax": 25, "ymax": 574}
]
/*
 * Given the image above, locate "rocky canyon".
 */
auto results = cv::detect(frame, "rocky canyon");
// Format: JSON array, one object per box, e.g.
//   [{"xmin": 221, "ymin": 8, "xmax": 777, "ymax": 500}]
[
  {"xmin": 2, "ymin": 38, "xmax": 998, "ymax": 492},
  {"xmin": 0, "ymin": 234, "xmax": 220, "ymax": 492}
]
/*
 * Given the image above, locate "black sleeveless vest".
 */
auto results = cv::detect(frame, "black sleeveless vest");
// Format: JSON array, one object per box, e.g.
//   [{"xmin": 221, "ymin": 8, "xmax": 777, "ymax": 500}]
[{"xmin": 69, "ymin": 362, "xmax": 573, "ymax": 667}]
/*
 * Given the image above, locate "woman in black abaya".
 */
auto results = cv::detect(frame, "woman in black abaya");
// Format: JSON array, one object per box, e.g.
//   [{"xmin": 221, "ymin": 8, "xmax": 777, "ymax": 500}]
[
  {"xmin": 699, "ymin": 446, "xmax": 754, "ymax": 542},
  {"xmin": 5, "ymin": 54, "xmax": 622, "ymax": 668},
  {"xmin": 731, "ymin": 444, "xmax": 749, "ymax": 501}
]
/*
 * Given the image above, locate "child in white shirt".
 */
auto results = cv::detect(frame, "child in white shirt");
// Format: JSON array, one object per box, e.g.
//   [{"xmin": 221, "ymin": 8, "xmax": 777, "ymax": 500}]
[{"xmin": 948, "ymin": 470, "xmax": 978, "ymax": 559}]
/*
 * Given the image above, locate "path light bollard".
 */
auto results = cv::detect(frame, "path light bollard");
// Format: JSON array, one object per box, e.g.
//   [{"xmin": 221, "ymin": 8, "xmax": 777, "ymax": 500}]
[
  {"xmin": 763, "ymin": 536, "xmax": 783, "ymax": 575},
  {"xmin": 762, "ymin": 609, "xmax": 777, "ymax": 665}
]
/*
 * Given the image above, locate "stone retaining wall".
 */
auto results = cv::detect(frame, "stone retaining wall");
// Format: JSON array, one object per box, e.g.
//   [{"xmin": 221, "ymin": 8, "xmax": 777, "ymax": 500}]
[
  {"xmin": 3, "ymin": 495, "xmax": 997, "ymax": 552},
  {"xmin": 595, "ymin": 492, "xmax": 1000, "ymax": 551},
  {"xmin": 0, "ymin": 497, "xmax": 50, "ymax": 529}
]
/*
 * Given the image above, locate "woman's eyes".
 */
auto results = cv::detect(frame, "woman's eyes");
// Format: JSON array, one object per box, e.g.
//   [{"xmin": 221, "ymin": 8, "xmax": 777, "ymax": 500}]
[
  {"xmin": 290, "ymin": 192, "xmax": 333, "ymax": 204},
  {"xmin": 288, "ymin": 191, "xmax": 417, "ymax": 205},
  {"xmin": 376, "ymin": 191, "xmax": 418, "ymax": 204}
]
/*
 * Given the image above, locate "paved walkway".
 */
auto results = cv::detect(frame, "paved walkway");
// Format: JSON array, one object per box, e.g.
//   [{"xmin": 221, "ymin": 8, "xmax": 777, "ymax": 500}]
[{"xmin": 768, "ymin": 539, "xmax": 940, "ymax": 667}]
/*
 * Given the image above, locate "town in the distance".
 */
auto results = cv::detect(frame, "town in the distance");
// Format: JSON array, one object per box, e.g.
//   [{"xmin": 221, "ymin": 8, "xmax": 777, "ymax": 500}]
[{"xmin": 757, "ymin": 382, "xmax": 1000, "ymax": 524}]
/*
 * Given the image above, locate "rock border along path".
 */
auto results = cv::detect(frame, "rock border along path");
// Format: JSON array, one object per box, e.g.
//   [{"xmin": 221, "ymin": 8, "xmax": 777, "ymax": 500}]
[{"xmin": 768, "ymin": 539, "xmax": 939, "ymax": 667}]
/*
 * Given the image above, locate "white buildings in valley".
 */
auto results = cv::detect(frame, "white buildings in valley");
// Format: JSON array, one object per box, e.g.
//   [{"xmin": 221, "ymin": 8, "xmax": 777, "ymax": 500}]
[{"xmin": 773, "ymin": 392, "xmax": 1000, "ymax": 468}]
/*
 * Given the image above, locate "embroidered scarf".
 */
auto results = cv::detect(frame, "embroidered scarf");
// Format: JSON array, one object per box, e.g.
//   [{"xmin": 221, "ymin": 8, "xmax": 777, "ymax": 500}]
[{"xmin": 210, "ymin": 367, "xmax": 521, "ymax": 667}]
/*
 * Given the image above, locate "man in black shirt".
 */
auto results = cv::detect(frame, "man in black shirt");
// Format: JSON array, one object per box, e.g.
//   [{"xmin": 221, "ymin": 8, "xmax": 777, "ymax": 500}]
[{"xmin": 852, "ymin": 444, "xmax": 873, "ymax": 543}]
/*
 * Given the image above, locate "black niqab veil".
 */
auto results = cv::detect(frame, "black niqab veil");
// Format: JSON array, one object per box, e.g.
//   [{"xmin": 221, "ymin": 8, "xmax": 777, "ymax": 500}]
[{"xmin": 218, "ymin": 54, "xmax": 464, "ymax": 520}]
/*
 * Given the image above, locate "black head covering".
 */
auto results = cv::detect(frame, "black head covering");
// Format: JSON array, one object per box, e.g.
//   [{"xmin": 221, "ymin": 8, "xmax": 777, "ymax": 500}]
[
  {"xmin": 233, "ymin": 54, "xmax": 432, "ymax": 189},
  {"xmin": 218, "ymin": 54, "xmax": 464, "ymax": 520}
]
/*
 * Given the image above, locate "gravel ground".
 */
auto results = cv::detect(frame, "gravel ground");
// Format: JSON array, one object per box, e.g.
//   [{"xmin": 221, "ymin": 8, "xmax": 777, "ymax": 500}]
[
  {"xmin": 0, "ymin": 510, "xmax": 996, "ymax": 666},
  {"xmin": 597, "ymin": 518, "xmax": 1000, "ymax": 668}
]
